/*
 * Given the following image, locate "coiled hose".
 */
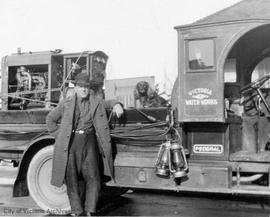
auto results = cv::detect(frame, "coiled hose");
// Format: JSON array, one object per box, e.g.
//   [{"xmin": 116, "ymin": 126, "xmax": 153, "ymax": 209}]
[{"xmin": 109, "ymin": 108, "xmax": 172, "ymax": 146}]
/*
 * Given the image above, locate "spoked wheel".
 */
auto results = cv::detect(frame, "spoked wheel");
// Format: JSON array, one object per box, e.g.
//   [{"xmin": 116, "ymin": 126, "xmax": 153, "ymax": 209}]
[{"xmin": 27, "ymin": 145, "xmax": 70, "ymax": 214}]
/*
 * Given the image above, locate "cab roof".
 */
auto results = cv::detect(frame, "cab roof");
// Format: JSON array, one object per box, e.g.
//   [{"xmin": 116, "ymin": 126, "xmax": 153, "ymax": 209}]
[{"xmin": 175, "ymin": 0, "xmax": 270, "ymax": 29}]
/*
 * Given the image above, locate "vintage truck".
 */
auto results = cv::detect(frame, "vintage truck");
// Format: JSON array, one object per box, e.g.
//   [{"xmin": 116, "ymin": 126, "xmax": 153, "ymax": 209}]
[{"xmin": 1, "ymin": 0, "xmax": 270, "ymax": 213}]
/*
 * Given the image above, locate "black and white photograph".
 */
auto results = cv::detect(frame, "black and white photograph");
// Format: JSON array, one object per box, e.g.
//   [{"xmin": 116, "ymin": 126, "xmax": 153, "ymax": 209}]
[{"xmin": 1, "ymin": 0, "xmax": 270, "ymax": 216}]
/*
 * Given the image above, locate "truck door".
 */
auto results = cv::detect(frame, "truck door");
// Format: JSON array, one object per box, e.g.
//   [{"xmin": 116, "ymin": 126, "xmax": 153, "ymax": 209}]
[{"xmin": 178, "ymin": 38, "xmax": 224, "ymax": 122}]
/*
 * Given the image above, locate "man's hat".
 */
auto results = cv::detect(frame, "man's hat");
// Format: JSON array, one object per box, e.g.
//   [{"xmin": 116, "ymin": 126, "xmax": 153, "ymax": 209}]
[
  {"xmin": 73, "ymin": 73, "xmax": 91, "ymax": 87},
  {"xmin": 19, "ymin": 66, "xmax": 27, "ymax": 72}
]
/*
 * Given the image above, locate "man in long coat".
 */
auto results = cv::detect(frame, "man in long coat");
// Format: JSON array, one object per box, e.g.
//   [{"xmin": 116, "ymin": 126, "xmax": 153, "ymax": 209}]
[{"xmin": 46, "ymin": 73, "xmax": 123, "ymax": 216}]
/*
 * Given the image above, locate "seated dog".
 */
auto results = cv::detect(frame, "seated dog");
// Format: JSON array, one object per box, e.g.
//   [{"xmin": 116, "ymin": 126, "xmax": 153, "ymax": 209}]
[{"xmin": 134, "ymin": 81, "xmax": 168, "ymax": 108}]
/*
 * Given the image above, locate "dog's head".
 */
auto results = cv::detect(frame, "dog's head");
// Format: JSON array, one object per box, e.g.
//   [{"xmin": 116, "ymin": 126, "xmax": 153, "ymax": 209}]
[{"xmin": 135, "ymin": 81, "xmax": 149, "ymax": 96}]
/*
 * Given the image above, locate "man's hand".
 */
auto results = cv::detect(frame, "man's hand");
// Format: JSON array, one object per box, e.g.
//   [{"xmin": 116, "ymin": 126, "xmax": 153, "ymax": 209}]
[{"xmin": 113, "ymin": 103, "xmax": 124, "ymax": 118}]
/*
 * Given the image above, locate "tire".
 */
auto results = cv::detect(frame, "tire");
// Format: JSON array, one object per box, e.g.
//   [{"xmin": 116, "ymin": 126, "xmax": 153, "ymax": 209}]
[{"xmin": 27, "ymin": 145, "xmax": 70, "ymax": 213}]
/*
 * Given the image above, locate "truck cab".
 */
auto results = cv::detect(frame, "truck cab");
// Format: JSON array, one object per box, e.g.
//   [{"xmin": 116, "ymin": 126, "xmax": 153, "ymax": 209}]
[{"xmin": 172, "ymin": 0, "xmax": 270, "ymax": 194}]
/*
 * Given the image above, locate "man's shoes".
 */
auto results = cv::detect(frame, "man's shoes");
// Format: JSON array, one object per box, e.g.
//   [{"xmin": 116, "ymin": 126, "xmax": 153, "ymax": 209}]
[
  {"xmin": 69, "ymin": 211, "xmax": 93, "ymax": 216},
  {"xmin": 70, "ymin": 211, "xmax": 84, "ymax": 216},
  {"xmin": 83, "ymin": 211, "xmax": 92, "ymax": 216}
]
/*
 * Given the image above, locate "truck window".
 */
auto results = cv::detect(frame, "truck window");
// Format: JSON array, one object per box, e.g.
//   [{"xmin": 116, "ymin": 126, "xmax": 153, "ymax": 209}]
[
  {"xmin": 224, "ymin": 59, "xmax": 237, "ymax": 83},
  {"xmin": 187, "ymin": 39, "xmax": 215, "ymax": 71},
  {"xmin": 251, "ymin": 57, "xmax": 270, "ymax": 88}
]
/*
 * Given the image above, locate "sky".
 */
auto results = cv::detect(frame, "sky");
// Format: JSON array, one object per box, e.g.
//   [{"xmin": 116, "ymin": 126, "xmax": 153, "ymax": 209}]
[{"xmin": 0, "ymin": 0, "xmax": 241, "ymax": 93}]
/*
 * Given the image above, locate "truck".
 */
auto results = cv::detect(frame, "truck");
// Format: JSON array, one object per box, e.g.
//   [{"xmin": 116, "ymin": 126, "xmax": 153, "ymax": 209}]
[
  {"xmin": 2, "ymin": 0, "xmax": 270, "ymax": 213},
  {"xmin": 0, "ymin": 49, "xmax": 110, "ymax": 211}
]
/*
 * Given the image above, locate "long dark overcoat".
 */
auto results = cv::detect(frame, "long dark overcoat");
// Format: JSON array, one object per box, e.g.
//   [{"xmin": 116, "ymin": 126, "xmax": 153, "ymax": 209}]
[{"xmin": 46, "ymin": 94, "xmax": 117, "ymax": 187}]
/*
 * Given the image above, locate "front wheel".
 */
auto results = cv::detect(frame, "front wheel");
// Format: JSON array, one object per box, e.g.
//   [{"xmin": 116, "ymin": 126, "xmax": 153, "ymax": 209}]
[{"xmin": 27, "ymin": 145, "xmax": 70, "ymax": 214}]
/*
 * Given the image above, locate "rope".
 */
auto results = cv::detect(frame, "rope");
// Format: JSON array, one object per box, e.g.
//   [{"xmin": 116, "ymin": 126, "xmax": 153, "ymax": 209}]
[
  {"xmin": 110, "ymin": 124, "xmax": 169, "ymax": 139},
  {"xmin": 6, "ymin": 94, "xmax": 58, "ymax": 106},
  {"xmin": 4, "ymin": 88, "xmax": 60, "ymax": 96},
  {"xmin": 59, "ymin": 51, "xmax": 86, "ymax": 91}
]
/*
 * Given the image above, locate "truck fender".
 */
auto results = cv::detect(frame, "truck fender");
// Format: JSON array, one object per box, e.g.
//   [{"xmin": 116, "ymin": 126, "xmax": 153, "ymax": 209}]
[{"xmin": 13, "ymin": 135, "xmax": 55, "ymax": 197}]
